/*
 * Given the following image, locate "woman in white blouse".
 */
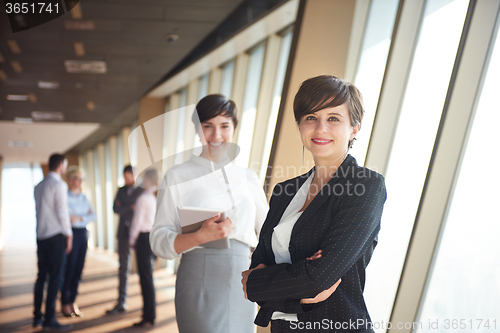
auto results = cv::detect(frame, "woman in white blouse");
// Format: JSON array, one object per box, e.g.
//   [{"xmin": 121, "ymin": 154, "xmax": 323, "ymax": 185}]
[{"xmin": 150, "ymin": 94, "xmax": 269, "ymax": 333}]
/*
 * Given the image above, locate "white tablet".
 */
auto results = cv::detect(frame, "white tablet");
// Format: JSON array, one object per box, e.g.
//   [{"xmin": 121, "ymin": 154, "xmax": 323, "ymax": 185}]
[{"xmin": 177, "ymin": 206, "xmax": 229, "ymax": 249}]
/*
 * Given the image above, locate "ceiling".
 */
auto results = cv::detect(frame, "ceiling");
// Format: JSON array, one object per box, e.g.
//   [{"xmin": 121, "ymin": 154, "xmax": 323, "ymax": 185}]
[
  {"xmin": 0, "ymin": 0, "xmax": 245, "ymax": 162},
  {"xmin": 0, "ymin": 121, "xmax": 100, "ymax": 163}
]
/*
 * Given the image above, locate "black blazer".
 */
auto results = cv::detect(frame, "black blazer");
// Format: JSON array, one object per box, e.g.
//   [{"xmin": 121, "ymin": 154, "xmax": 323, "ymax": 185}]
[
  {"xmin": 113, "ymin": 185, "xmax": 143, "ymax": 238},
  {"xmin": 247, "ymin": 154, "xmax": 386, "ymax": 332}
]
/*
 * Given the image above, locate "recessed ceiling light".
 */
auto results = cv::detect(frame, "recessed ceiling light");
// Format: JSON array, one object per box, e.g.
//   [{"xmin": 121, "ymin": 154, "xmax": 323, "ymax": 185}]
[
  {"xmin": 38, "ymin": 81, "xmax": 60, "ymax": 89},
  {"xmin": 28, "ymin": 93, "xmax": 37, "ymax": 103},
  {"xmin": 7, "ymin": 40, "xmax": 21, "ymax": 54},
  {"xmin": 7, "ymin": 94, "xmax": 29, "ymax": 101},
  {"xmin": 14, "ymin": 117, "xmax": 34, "ymax": 124},
  {"xmin": 0, "ymin": 70, "xmax": 7, "ymax": 81},
  {"xmin": 65, "ymin": 20, "xmax": 95, "ymax": 30},
  {"xmin": 11, "ymin": 60, "xmax": 22, "ymax": 73},
  {"xmin": 8, "ymin": 140, "xmax": 34, "ymax": 148},
  {"xmin": 31, "ymin": 111, "xmax": 64, "ymax": 121},
  {"xmin": 87, "ymin": 101, "xmax": 95, "ymax": 111},
  {"xmin": 64, "ymin": 60, "xmax": 107, "ymax": 74},
  {"xmin": 165, "ymin": 34, "xmax": 179, "ymax": 43},
  {"xmin": 74, "ymin": 42, "xmax": 85, "ymax": 56}
]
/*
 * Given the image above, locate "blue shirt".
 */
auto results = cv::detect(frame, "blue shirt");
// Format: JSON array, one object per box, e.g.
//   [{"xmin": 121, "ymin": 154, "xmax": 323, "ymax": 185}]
[{"xmin": 68, "ymin": 190, "xmax": 96, "ymax": 229}]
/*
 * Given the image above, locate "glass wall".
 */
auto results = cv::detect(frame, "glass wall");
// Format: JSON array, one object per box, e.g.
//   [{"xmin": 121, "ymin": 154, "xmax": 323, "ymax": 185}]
[
  {"xmin": 220, "ymin": 60, "xmax": 235, "ymax": 98},
  {"xmin": 105, "ymin": 141, "xmax": 114, "ymax": 252},
  {"xmin": 93, "ymin": 148, "xmax": 105, "ymax": 249},
  {"xmin": 174, "ymin": 88, "xmax": 188, "ymax": 165},
  {"xmin": 259, "ymin": 30, "xmax": 294, "ymax": 182},
  {"xmin": 198, "ymin": 73, "xmax": 209, "ymax": 99},
  {"xmin": 0, "ymin": 163, "xmax": 43, "ymax": 245},
  {"xmin": 416, "ymin": 20, "xmax": 500, "ymax": 332},
  {"xmin": 363, "ymin": 0, "xmax": 471, "ymax": 328},
  {"xmin": 236, "ymin": 42, "xmax": 266, "ymax": 167},
  {"xmin": 117, "ymin": 131, "xmax": 124, "ymax": 187},
  {"xmin": 350, "ymin": 0, "xmax": 400, "ymax": 165}
]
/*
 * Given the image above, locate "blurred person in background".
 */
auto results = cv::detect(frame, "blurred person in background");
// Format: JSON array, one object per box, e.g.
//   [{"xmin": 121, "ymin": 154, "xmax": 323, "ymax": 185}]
[
  {"xmin": 33, "ymin": 153, "xmax": 73, "ymax": 331},
  {"xmin": 106, "ymin": 165, "xmax": 143, "ymax": 314},
  {"xmin": 61, "ymin": 166, "xmax": 96, "ymax": 318},
  {"xmin": 129, "ymin": 168, "xmax": 159, "ymax": 327}
]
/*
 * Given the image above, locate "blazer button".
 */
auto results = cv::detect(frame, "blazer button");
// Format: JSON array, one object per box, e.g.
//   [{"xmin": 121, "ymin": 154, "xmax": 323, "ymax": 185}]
[{"xmin": 288, "ymin": 244, "xmax": 295, "ymax": 254}]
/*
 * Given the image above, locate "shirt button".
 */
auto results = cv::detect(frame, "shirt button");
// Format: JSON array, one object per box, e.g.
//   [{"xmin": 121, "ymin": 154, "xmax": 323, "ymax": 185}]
[{"xmin": 288, "ymin": 244, "xmax": 295, "ymax": 254}]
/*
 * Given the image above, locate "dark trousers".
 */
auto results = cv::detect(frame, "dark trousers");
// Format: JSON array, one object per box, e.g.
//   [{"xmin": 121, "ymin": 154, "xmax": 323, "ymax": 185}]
[
  {"xmin": 61, "ymin": 228, "xmax": 88, "ymax": 305},
  {"xmin": 117, "ymin": 224, "xmax": 131, "ymax": 304},
  {"xmin": 34, "ymin": 234, "xmax": 67, "ymax": 323},
  {"xmin": 135, "ymin": 233, "xmax": 156, "ymax": 322}
]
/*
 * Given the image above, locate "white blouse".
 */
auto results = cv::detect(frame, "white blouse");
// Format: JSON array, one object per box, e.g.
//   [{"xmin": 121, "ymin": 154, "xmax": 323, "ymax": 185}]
[
  {"xmin": 271, "ymin": 171, "xmax": 314, "ymax": 321},
  {"xmin": 150, "ymin": 154, "xmax": 269, "ymax": 260}
]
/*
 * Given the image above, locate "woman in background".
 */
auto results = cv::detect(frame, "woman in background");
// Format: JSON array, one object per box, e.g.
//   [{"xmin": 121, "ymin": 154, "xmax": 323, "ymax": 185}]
[
  {"xmin": 129, "ymin": 168, "xmax": 159, "ymax": 327},
  {"xmin": 150, "ymin": 94, "xmax": 269, "ymax": 333},
  {"xmin": 61, "ymin": 166, "xmax": 96, "ymax": 317}
]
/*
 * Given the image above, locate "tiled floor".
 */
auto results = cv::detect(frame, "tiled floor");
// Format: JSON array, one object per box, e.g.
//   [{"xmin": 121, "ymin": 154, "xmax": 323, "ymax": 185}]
[{"xmin": 0, "ymin": 245, "xmax": 179, "ymax": 333}]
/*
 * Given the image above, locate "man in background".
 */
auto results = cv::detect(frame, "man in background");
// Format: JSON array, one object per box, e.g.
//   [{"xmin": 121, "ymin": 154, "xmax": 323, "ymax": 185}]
[
  {"xmin": 106, "ymin": 165, "xmax": 143, "ymax": 314},
  {"xmin": 33, "ymin": 154, "xmax": 73, "ymax": 331}
]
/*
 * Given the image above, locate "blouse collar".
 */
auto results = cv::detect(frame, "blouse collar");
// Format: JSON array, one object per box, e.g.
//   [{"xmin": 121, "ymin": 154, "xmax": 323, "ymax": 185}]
[{"xmin": 189, "ymin": 154, "xmax": 233, "ymax": 172}]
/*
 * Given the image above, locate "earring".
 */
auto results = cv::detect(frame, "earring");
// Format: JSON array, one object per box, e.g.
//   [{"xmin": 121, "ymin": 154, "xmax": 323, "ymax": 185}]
[{"xmin": 302, "ymin": 146, "xmax": 305, "ymax": 166}]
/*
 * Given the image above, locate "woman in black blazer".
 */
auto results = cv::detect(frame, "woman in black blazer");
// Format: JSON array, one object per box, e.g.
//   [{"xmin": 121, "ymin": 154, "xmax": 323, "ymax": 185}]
[{"xmin": 242, "ymin": 75, "xmax": 387, "ymax": 332}]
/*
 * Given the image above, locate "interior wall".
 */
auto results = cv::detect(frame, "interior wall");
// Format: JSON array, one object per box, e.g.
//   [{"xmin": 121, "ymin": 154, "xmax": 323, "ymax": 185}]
[{"xmin": 269, "ymin": 0, "xmax": 357, "ymax": 191}]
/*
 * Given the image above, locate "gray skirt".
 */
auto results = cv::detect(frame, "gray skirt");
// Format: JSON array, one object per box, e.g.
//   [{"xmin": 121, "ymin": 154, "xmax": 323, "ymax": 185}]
[{"xmin": 175, "ymin": 239, "xmax": 256, "ymax": 333}]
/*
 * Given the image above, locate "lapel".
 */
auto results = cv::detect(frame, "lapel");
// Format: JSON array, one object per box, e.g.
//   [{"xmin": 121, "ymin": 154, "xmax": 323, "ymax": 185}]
[
  {"xmin": 268, "ymin": 168, "xmax": 314, "ymax": 231},
  {"xmin": 290, "ymin": 154, "xmax": 357, "ymax": 239}
]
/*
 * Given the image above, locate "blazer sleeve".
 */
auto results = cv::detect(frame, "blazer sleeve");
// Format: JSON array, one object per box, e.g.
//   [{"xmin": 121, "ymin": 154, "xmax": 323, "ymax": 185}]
[
  {"xmin": 246, "ymin": 174, "xmax": 386, "ymax": 302},
  {"xmin": 249, "ymin": 192, "xmax": 277, "ymax": 269},
  {"xmin": 113, "ymin": 188, "xmax": 132, "ymax": 216}
]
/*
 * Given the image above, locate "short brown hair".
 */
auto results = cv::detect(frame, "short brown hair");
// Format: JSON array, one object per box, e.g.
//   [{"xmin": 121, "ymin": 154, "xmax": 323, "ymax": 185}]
[
  {"xmin": 293, "ymin": 75, "xmax": 364, "ymax": 128},
  {"xmin": 192, "ymin": 94, "xmax": 238, "ymax": 128}
]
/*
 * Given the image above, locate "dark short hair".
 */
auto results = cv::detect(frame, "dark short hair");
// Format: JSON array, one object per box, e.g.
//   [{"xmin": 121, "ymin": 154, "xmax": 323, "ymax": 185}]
[
  {"xmin": 123, "ymin": 165, "xmax": 134, "ymax": 174},
  {"xmin": 293, "ymin": 75, "xmax": 364, "ymax": 128},
  {"xmin": 48, "ymin": 154, "xmax": 66, "ymax": 171},
  {"xmin": 144, "ymin": 168, "xmax": 158, "ymax": 186},
  {"xmin": 192, "ymin": 94, "xmax": 238, "ymax": 129}
]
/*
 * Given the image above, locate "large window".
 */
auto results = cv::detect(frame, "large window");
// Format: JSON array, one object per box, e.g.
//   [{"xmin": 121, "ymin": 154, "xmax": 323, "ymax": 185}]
[
  {"xmin": 415, "ymin": 20, "xmax": 500, "ymax": 332},
  {"xmin": 198, "ymin": 73, "xmax": 209, "ymax": 100},
  {"xmin": 220, "ymin": 60, "xmax": 235, "ymax": 98},
  {"xmin": 259, "ymin": 30, "xmax": 293, "ymax": 182},
  {"xmin": 174, "ymin": 88, "xmax": 187, "ymax": 165},
  {"xmin": 350, "ymin": 0, "xmax": 399, "ymax": 165},
  {"xmin": 117, "ymin": 131, "xmax": 124, "ymax": 187},
  {"xmin": 236, "ymin": 42, "xmax": 266, "ymax": 167},
  {"xmin": 364, "ymin": 0, "xmax": 471, "ymax": 328},
  {"xmin": 93, "ymin": 148, "xmax": 105, "ymax": 248},
  {"xmin": 105, "ymin": 141, "xmax": 114, "ymax": 252},
  {"xmin": 1, "ymin": 163, "xmax": 43, "ymax": 246}
]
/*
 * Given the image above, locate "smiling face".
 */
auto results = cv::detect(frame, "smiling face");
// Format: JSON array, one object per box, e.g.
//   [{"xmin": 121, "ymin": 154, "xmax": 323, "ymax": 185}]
[
  {"xmin": 198, "ymin": 115, "xmax": 234, "ymax": 160},
  {"xmin": 198, "ymin": 114, "xmax": 235, "ymax": 160},
  {"xmin": 299, "ymin": 103, "xmax": 359, "ymax": 162}
]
